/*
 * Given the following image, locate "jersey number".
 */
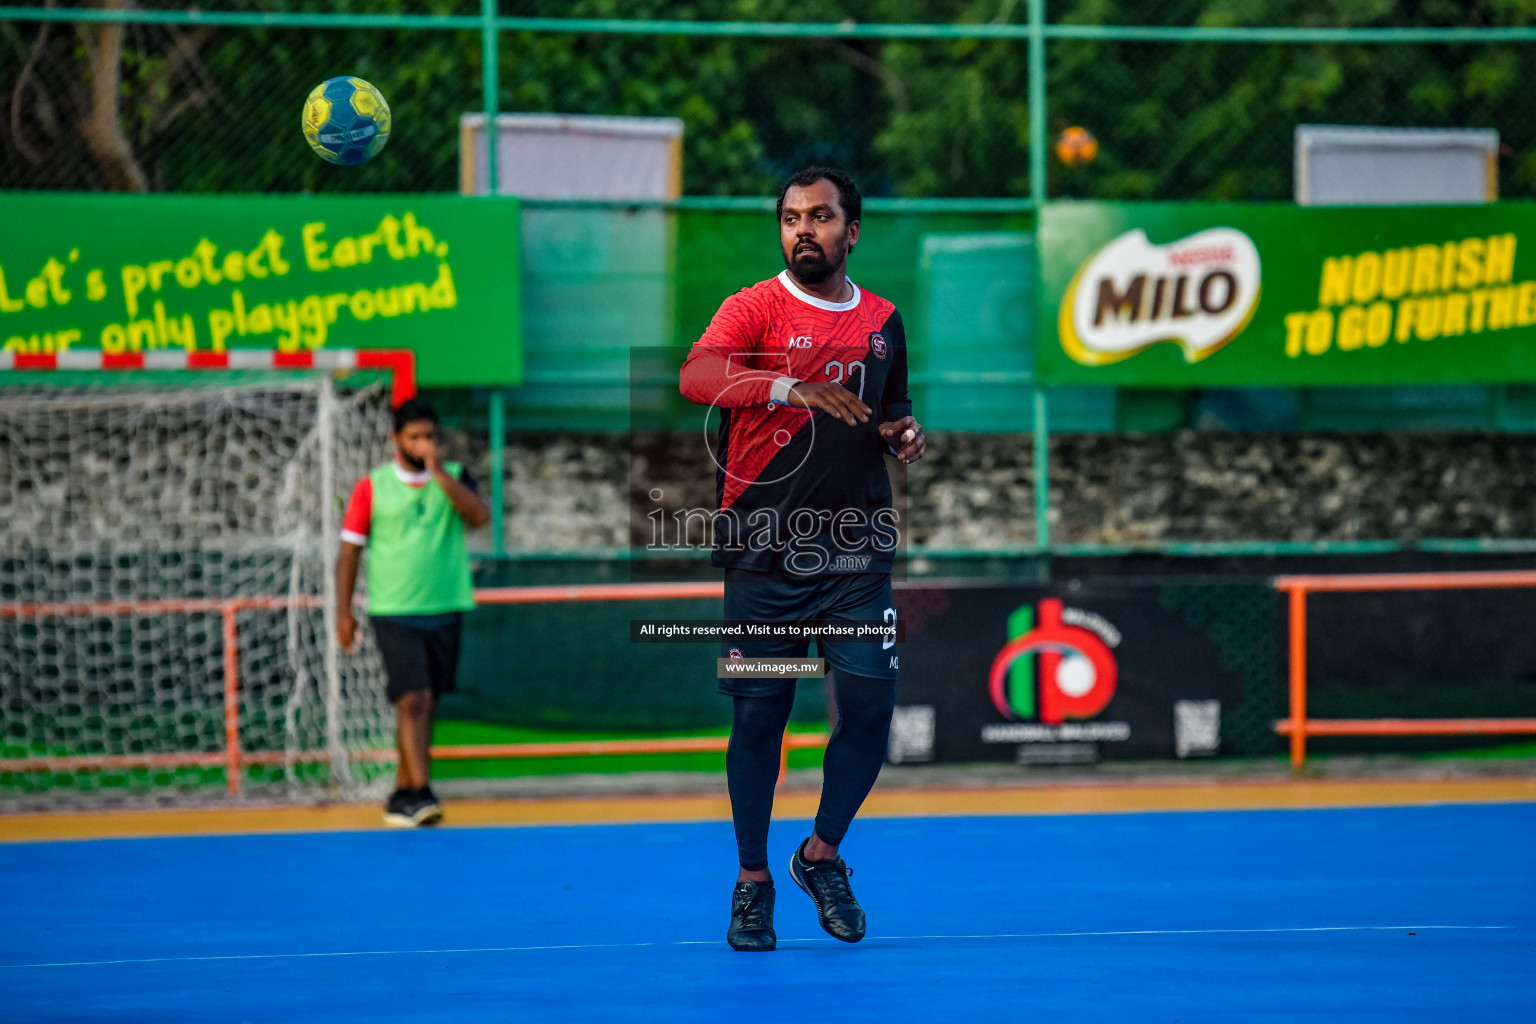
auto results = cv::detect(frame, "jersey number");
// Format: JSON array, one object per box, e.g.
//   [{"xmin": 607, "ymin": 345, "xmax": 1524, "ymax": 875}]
[{"xmin": 824, "ymin": 359, "xmax": 866, "ymax": 401}]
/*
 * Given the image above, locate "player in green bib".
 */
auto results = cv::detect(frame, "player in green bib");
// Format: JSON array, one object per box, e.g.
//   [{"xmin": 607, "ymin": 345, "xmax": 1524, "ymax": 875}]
[{"xmin": 338, "ymin": 399, "xmax": 489, "ymax": 827}]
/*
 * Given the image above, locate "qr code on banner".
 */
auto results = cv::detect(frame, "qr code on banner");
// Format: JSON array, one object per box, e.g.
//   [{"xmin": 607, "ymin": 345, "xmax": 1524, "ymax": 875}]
[
  {"xmin": 887, "ymin": 705, "xmax": 936, "ymax": 764},
  {"xmin": 1174, "ymin": 700, "xmax": 1221, "ymax": 758}
]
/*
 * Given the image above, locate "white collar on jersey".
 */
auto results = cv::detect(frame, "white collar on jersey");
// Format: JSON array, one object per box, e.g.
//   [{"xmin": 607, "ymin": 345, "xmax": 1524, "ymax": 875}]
[
  {"xmin": 776, "ymin": 269, "xmax": 861, "ymax": 312},
  {"xmin": 392, "ymin": 459, "xmax": 432, "ymax": 486}
]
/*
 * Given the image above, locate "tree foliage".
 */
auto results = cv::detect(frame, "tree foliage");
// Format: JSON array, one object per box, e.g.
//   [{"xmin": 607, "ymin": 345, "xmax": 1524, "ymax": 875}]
[{"xmin": 3, "ymin": 0, "xmax": 1535, "ymax": 197}]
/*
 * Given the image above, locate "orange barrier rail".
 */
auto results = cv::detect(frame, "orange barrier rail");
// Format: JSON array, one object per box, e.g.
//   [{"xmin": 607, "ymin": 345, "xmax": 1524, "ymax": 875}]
[
  {"xmin": 422, "ymin": 732, "xmax": 830, "ymax": 783},
  {"xmin": 0, "ymin": 581, "xmax": 827, "ymax": 795},
  {"xmin": 475, "ymin": 582, "xmax": 724, "ymax": 603},
  {"xmin": 1273, "ymin": 571, "xmax": 1536, "ymax": 771}
]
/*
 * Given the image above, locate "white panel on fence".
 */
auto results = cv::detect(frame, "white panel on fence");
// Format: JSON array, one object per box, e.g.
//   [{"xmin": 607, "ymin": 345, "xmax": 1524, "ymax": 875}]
[
  {"xmin": 1295, "ymin": 125, "xmax": 1498, "ymax": 206},
  {"xmin": 460, "ymin": 112, "xmax": 683, "ymax": 200}
]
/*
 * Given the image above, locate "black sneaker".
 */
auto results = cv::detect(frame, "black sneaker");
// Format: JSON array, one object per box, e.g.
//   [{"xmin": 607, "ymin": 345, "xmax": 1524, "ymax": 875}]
[
  {"xmin": 789, "ymin": 838, "xmax": 865, "ymax": 943},
  {"xmin": 383, "ymin": 788, "xmax": 443, "ymax": 828},
  {"xmin": 411, "ymin": 787, "xmax": 444, "ymax": 826},
  {"xmin": 726, "ymin": 880, "xmax": 776, "ymax": 952},
  {"xmin": 383, "ymin": 788, "xmax": 416, "ymax": 828}
]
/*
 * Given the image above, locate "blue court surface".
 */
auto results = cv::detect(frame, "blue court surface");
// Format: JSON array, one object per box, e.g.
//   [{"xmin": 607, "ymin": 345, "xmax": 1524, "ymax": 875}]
[{"xmin": 2, "ymin": 803, "xmax": 1532, "ymax": 1022}]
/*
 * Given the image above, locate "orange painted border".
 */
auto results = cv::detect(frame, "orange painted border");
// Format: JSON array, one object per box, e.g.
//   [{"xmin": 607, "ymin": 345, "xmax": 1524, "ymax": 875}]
[{"xmin": 3, "ymin": 778, "xmax": 1532, "ymax": 844}]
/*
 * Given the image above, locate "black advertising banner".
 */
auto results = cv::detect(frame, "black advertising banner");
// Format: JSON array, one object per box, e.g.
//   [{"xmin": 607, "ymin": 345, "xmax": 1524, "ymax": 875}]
[{"xmin": 888, "ymin": 581, "xmax": 1283, "ymax": 764}]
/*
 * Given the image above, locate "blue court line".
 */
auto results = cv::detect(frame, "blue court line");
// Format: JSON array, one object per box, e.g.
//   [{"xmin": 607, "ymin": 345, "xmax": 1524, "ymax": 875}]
[{"xmin": 1, "ymin": 804, "xmax": 1532, "ymax": 1023}]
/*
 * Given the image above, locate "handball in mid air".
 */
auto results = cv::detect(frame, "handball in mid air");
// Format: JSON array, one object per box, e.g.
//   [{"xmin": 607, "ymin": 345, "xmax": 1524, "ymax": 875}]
[
  {"xmin": 302, "ymin": 76, "xmax": 391, "ymax": 166},
  {"xmin": 1054, "ymin": 125, "xmax": 1099, "ymax": 167}
]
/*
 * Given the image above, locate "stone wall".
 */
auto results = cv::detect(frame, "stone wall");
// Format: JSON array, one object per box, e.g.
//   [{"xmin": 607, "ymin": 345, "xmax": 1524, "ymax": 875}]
[{"xmin": 441, "ymin": 430, "xmax": 1536, "ymax": 553}]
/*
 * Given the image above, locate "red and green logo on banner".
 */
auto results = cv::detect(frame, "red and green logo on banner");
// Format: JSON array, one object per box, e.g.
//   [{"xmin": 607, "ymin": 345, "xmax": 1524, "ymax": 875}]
[{"xmin": 990, "ymin": 598, "xmax": 1118, "ymax": 724}]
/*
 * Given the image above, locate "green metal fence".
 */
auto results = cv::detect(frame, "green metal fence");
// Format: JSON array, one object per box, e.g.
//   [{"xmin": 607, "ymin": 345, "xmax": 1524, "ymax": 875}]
[
  {"xmin": 6, "ymin": 3, "xmax": 1536, "ymax": 200},
  {"xmin": 5, "ymin": 3, "xmax": 1536, "ymax": 560}
]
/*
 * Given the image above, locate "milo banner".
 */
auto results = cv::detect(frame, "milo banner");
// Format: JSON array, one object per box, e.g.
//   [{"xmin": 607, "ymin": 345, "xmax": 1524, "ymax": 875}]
[
  {"xmin": 1037, "ymin": 201, "xmax": 1536, "ymax": 386},
  {"xmin": 0, "ymin": 194, "xmax": 522, "ymax": 386},
  {"xmin": 889, "ymin": 581, "xmax": 1281, "ymax": 763}
]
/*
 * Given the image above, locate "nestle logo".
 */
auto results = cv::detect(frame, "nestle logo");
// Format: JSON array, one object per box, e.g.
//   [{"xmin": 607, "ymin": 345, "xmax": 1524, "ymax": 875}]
[{"xmin": 1168, "ymin": 245, "xmax": 1234, "ymax": 267}]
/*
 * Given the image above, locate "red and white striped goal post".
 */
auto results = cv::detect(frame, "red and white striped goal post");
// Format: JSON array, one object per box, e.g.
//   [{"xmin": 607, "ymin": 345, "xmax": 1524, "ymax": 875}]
[{"xmin": 0, "ymin": 348, "xmax": 417, "ymax": 407}]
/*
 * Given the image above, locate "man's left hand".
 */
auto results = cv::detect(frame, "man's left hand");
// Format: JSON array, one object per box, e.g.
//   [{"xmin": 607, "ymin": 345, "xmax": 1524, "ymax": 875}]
[{"xmin": 879, "ymin": 416, "xmax": 926, "ymax": 464}]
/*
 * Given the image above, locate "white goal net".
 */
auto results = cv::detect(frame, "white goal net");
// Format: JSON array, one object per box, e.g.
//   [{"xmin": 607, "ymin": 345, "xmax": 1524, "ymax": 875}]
[{"xmin": 0, "ymin": 370, "xmax": 400, "ymax": 808}]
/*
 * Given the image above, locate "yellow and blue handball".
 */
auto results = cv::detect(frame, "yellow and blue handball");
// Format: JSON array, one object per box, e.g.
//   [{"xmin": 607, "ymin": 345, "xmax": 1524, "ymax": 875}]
[{"xmin": 302, "ymin": 76, "xmax": 391, "ymax": 165}]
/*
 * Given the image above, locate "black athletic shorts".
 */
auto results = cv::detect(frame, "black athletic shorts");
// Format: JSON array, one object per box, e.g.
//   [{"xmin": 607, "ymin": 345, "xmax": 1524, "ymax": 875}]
[
  {"xmin": 718, "ymin": 568, "xmax": 898, "ymax": 697},
  {"xmin": 370, "ymin": 613, "xmax": 463, "ymax": 703}
]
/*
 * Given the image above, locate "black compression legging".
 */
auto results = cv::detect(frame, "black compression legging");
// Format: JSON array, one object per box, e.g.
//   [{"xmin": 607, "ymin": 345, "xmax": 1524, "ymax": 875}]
[{"xmin": 727, "ymin": 673, "xmax": 897, "ymax": 872}]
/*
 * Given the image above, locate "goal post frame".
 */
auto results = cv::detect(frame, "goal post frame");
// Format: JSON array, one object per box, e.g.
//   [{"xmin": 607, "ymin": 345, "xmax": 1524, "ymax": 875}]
[
  {"xmin": 0, "ymin": 352, "xmax": 414, "ymax": 802},
  {"xmin": 2, "ymin": 364, "xmax": 816, "ymax": 805},
  {"xmin": 0, "ymin": 348, "xmax": 417, "ymax": 407}
]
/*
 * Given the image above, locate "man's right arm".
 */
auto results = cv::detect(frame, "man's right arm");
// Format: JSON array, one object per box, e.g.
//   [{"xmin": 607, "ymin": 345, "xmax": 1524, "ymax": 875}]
[
  {"xmin": 679, "ymin": 292, "xmax": 797, "ymax": 409},
  {"xmin": 336, "ymin": 477, "xmax": 371, "ymax": 652},
  {"xmin": 679, "ymin": 290, "xmax": 871, "ymax": 424},
  {"xmin": 336, "ymin": 542, "xmax": 362, "ymax": 652}
]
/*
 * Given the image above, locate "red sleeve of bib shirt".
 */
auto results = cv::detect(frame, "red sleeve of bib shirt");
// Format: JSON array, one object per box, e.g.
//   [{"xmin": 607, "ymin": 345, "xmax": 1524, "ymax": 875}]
[
  {"xmin": 341, "ymin": 476, "xmax": 372, "ymax": 546},
  {"xmin": 679, "ymin": 289, "xmax": 788, "ymax": 409}
]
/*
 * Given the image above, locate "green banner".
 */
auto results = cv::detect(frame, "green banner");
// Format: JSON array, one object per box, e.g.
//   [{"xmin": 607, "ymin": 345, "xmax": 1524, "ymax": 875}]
[
  {"xmin": 0, "ymin": 194, "xmax": 521, "ymax": 386},
  {"xmin": 1037, "ymin": 201, "xmax": 1536, "ymax": 386}
]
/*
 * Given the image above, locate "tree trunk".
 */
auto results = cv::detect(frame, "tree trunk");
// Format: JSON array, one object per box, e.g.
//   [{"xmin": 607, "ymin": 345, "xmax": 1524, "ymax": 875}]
[{"xmin": 77, "ymin": 0, "xmax": 148, "ymax": 192}]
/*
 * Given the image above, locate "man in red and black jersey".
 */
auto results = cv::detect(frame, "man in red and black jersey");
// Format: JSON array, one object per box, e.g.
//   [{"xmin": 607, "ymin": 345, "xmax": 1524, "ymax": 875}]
[{"xmin": 679, "ymin": 167, "xmax": 926, "ymax": 952}]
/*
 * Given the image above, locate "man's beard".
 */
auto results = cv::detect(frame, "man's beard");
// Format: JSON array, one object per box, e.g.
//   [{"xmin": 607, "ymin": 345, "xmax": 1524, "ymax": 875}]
[
  {"xmin": 785, "ymin": 242, "xmax": 842, "ymax": 285},
  {"xmin": 399, "ymin": 452, "xmax": 426, "ymax": 471}
]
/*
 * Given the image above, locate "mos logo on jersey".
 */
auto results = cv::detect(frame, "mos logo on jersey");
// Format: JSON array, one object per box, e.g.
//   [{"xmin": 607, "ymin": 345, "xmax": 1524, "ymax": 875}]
[
  {"xmin": 1059, "ymin": 227, "xmax": 1262, "ymax": 367},
  {"xmin": 986, "ymin": 598, "xmax": 1120, "ymax": 725},
  {"xmin": 869, "ymin": 332, "xmax": 888, "ymax": 358}
]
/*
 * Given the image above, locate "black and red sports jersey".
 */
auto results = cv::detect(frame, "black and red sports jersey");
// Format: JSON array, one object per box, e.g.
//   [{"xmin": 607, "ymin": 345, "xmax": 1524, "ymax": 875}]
[{"xmin": 679, "ymin": 270, "xmax": 911, "ymax": 574}]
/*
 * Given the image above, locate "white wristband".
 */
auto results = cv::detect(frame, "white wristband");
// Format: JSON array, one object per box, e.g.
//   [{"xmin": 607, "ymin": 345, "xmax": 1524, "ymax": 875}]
[{"xmin": 768, "ymin": 376, "xmax": 801, "ymax": 406}]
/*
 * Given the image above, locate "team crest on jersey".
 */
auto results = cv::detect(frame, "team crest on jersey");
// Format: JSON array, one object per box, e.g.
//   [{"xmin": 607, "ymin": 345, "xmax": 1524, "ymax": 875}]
[
  {"xmin": 869, "ymin": 332, "xmax": 888, "ymax": 358},
  {"xmin": 729, "ymin": 648, "xmax": 743, "ymax": 659}
]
